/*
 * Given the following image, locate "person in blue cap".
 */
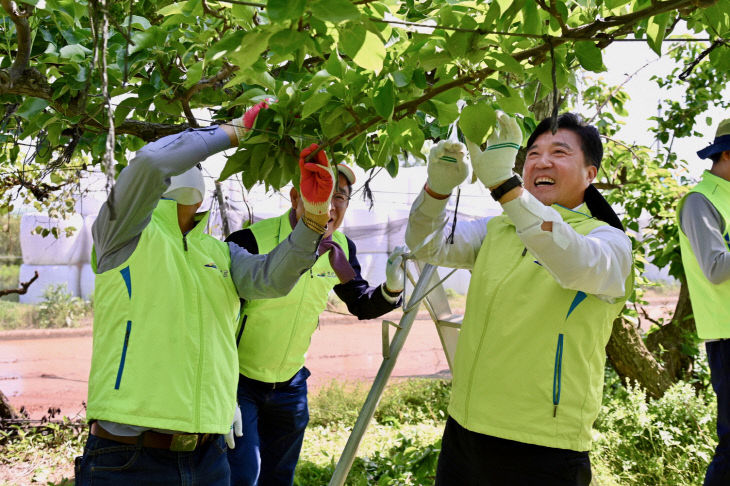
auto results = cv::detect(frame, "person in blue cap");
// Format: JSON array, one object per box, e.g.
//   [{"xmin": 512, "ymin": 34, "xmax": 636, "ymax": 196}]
[{"xmin": 677, "ymin": 118, "xmax": 730, "ymax": 486}]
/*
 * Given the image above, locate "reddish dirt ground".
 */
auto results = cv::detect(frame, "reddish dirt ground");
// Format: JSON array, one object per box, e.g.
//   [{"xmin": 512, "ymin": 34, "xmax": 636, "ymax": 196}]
[{"xmin": 0, "ymin": 309, "xmax": 450, "ymax": 420}]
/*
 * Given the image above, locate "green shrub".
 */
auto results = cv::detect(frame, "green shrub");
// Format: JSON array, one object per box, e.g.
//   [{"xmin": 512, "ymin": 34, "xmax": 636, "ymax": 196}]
[
  {"xmin": 36, "ymin": 284, "xmax": 90, "ymax": 328},
  {"xmin": 0, "ymin": 300, "xmax": 37, "ymax": 330},
  {"xmin": 593, "ymin": 379, "xmax": 716, "ymax": 485}
]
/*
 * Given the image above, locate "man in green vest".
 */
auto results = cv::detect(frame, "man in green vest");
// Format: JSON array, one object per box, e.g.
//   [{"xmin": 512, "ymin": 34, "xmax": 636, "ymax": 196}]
[
  {"xmin": 406, "ymin": 111, "xmax": 632, "ymax": 485},
  {"xmin": 225, "ymin": 158, "xmax": 407, "ymax": 486},
  {"xmin": 677, "ymin": 118, "xmax": 730, "ymax": 486},
  {"xmin": 75, "ymin": 107, "xmax": 336, "ymax": 485}
]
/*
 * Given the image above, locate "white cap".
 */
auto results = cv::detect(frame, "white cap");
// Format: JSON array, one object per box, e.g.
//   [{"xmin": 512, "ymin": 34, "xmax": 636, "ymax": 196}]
[{"xmin": 162, "ymin": 166, "xmax": 206, "ymax": 205}]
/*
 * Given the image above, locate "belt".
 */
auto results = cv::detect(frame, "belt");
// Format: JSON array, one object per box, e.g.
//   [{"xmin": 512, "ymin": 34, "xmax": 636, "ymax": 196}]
[
  {"xmin": 90, "ymin": 422, "xmax": 215, "ymax": 452},
  {"xmin": 241, "ymin": 373, "xmax": 295, "ymax": 390}
]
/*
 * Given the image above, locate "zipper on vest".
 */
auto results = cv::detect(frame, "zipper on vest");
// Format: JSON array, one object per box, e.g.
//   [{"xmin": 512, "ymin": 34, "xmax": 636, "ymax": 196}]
[
  {"xmin": 183, "ymin": 235, "xmax": 188, "ymax": 251},
  {"xmin": 553, "ymin": 333, "xmax": 564, "ymax": 417},
  {"xmin": 310, "ymin": 268, "xmax": 313, "ymax": 278},
  {"xmin": 521, "ymin": 247, "xmax": 527, "ymax": 257},
  {"xmin": 114, "ymin": 321, "xmax": 132, "ymax": 390}
]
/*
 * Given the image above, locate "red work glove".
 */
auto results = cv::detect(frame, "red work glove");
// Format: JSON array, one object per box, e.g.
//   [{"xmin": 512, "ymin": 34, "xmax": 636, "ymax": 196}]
[
  {"xmin": 233, "ymin": 100, "xmax": 272, "ymax": 143},
  {"xmin": 299, "ymin": 144, "xmax": 334, "ymax": 215}
]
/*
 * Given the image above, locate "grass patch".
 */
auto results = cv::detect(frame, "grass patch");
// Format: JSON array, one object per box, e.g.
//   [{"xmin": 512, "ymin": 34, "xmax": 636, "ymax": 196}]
[
  {"xmin": 0, "ymin": 301, "xmax": 37, "ymax": 331},
  {"xmin": 309, "ymin": 378, "xmax": 450, "ymax": 428}
]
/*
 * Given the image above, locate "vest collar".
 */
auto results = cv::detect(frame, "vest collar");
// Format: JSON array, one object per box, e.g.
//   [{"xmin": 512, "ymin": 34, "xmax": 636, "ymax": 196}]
[
  {"xmin": 553, "ymin": 202, "xmax": 593, "ymax": 222},
  {"xmin": 700, "ymin": 170, "xmax": 730, "ymax": 199},
  {"xmin": 155, "ymin": 198, "xmax": 211, "ymax": 237}
]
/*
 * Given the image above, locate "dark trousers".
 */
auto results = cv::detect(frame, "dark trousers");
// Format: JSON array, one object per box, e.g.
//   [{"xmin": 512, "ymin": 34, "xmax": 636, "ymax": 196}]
[
  {"xmin": 705, "ymin": 340, "xmax": 730, "ymax": 486},
  {"xmin": 227, "ymin": 367, "xmax": 310, "ymax": 486},
  {"xmin": 435, "ymin": 416, "xmax": 591, "ymax": 486},
  {"xmin": 75, "ymin": 433, "xmax": 229, "ymax": 486}
]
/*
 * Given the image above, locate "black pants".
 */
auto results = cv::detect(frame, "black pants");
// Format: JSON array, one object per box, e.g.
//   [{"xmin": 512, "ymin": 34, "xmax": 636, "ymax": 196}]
[
  {"xmin": 435, "ymin": 416, "xmax": 591, "ymax": 486},
  {"xmin": 705, "ymin": 340, "xmax": 730, "ymax": 486}
]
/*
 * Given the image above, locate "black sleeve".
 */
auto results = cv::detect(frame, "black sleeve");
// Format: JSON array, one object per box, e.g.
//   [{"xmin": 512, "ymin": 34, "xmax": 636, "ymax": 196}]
[
  {"xmin": 333, "ymin": 236, "xmax": 401, "ymax": 320},
  {"xmin": 225, "ymin": 228, "xmax": 259, "ymax": 255}
]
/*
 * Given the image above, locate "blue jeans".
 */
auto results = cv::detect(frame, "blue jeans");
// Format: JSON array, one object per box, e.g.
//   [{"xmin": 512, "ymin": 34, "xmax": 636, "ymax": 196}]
[
  {"xmin": 75, "ymin": 432, "xmax": 229, "ymax": 485},
  {"xmin": 227, "ymin": 367, "xmax": 310, "ymax": 486},
  {"xmin": 435, "ymin": 416, "xmax": 591, "ymax": 486},
  {"xmin": 705, "ymin": 340, "xmax": 730, "ymax": 486}
]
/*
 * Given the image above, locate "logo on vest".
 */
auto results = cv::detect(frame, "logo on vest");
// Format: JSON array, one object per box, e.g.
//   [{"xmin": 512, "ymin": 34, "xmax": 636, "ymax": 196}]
[
  {"xmin": 204, "ymin": 262, "xmax": 229, "ymax": 278},
  {"xmin": 315, "ymin": 271, "xmax": 337, "ymax": 278}
]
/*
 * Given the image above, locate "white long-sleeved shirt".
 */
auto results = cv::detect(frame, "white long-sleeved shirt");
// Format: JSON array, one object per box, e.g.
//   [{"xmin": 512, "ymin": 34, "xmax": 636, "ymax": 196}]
[{"xmin": 405, "ymin": 189, "xmax": 632, "ymax": 302}]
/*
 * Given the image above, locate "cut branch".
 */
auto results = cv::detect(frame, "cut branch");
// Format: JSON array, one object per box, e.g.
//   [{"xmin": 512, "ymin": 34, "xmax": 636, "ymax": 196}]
[{"xmin": 0, "ymin": 270, "xmax": 38, "ymax": 297}]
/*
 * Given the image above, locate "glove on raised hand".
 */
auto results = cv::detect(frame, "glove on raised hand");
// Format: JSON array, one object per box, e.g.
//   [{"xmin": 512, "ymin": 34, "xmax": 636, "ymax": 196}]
[
  {"xmin": 224, "ymin": 405, "xmax": 243, "ymax": 449},
  {"xmin": 385, "ymin": 245, "xmax": 408, "ymax": 293},
  {"xmin": 299, "ymin": 144, "xmax": 335, "ymax": 215},
  {"xmin": 465, "ymin": 112, "xmax": 522, "ymax": 188},
  {"xmin": 232, "ymin": 100, "xmax": 270, "ymax": 143},
  {"xmin": 426, "ymin": 141, "xmax": 469, "ymax": 196}
]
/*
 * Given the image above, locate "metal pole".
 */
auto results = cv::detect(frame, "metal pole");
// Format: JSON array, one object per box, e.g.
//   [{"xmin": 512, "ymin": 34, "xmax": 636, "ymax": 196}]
[{"xmin": 328, "ymin": 263, "xmax": 439, "ymax": 486}]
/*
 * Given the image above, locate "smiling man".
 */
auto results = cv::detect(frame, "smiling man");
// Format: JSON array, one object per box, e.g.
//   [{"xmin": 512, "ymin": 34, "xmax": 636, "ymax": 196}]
[{"xmin": 406, "ymin": 112, "xmax": 633, "ymax": 485}]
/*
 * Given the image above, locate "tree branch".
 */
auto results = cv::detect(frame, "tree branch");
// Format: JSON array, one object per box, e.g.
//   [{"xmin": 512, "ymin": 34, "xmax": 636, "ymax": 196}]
[
  {"xmin": 0, "ymin": 270, "xmax": 38, "ymax": 297},
  {"xmin": 1, "ymin": 0, "xmax": 34, "ymax": 83}
]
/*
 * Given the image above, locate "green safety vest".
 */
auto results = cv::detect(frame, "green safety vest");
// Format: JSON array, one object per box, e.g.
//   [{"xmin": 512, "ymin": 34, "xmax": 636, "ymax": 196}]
[
  {"xmin": 236, "ymin": 211, "xmax": 348, "ymax": 383},
  {"xmin": 449, "ymin": 204, "xmax": 629, "ymax": 451},
  {"xmin": 87, "ymin": 199, "xmax": 241, "ymax": 433},
  {"xmin": 677, "ymin": 171, "xmax": 730, "ymax": 339}
]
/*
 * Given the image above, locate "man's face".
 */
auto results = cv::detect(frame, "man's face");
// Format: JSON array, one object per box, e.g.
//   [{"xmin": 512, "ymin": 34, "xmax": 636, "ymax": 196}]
[
  {"xmin": 523, "ymin": 129, "xmax": 597, "ymax": 208},
  {"xmin": 291, "ymin": 173, "xmax": 350, "ymax": 238}
]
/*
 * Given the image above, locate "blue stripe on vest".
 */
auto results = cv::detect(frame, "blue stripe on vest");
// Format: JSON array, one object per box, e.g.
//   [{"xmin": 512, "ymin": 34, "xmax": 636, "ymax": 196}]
[
  {"xmin": 120, "ymin": 266, "xmax": 131, "ymax": 299},
  {"xmin": 566, "ymin": 291, "xmax": 587, "ymax": 319}
]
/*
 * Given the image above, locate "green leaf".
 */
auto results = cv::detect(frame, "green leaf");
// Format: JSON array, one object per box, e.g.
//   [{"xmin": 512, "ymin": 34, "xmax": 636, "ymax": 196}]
[
  {"xmin": 388, "ymin": 118, "xmax": 424, "ymax": 156},
  {"xmin": 574, "ymin": 41, "xmax": 606, "ymax": 73},
  {"xmin": 184, "ymin": 61, "xmax": 204, "ymax": 88},
  {"xmin": 16, "ymin": 98, "xmax": 49, "ymax": 120},
  {"xmin": 267, "ymin": 0, "xmax": 305, "ymax": 22},
  {"xmin": 340, "ymin": 25, "xmax": 385, "ymax": 73},
  {"xmin": 372, "ymin": 79, "xmax": 395, "ymax": 120},
  {"xmin": 130, "ymin": 28, "xmax": 163, "ymax": 55},
  {"xmin": 59, "ymin": 44, "xmax": 91, "ymax": 61},
  {"xmin": 490, "ymin": 53, "xmax": 524, "ymax": 76},
  {"xmin": 157, "ymin": 2, "xmax": 189, "ymax": 16},
  {"xmin": 310, "ymin": 0, "xmax": 361, "ymax": 23},
  {"xmin": 269, "ymin": 30, "xmax": 306, "ymax": 57},
  {"xmin": 522, "ymin": 0, "xmax": 540, "ymax": 34},
  {"xmin": 207, "ymin": 30, "xmax": 246, "ymax": 61},
  {"xmin": 325, "ymin": 51, "xmax": 346, "ymax": 78},
  {"xmin": 430, "ymin": 100, "xmax": 459, "ymax": 125},
  {"xmin": 646, "ymin": 13, "xmax": 670, "ymax": 56},
  {"xmin": 496, "ymin": 93, "xmax": 529, "ymax": 116},
  {"xmin": 459, "ymin": 103, "xmax": 495, "ymax": 145},
  {"xmin": 302, "ymin": 91, "xmax": 332, "ymax": 119},
  {"xmin": 219, "ymin": 149, "xmax": 251, "ymax": 181}
]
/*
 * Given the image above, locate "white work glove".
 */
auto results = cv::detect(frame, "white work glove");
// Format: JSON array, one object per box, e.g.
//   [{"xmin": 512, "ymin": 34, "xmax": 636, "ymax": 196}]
[
  {"xmin": 385, "ymin": 245, "xmax": 408, "ymax": 293},
  {"xmin": 225, "ymin": 405, "xmax": 243, "ymax": 449},
  {"xmin": 426, "ymin": 140, "xmax": 469, "ymax": 196},
  {"xmin": 465, "ymin": 111, "xmax": 522, "ymax": 188}
]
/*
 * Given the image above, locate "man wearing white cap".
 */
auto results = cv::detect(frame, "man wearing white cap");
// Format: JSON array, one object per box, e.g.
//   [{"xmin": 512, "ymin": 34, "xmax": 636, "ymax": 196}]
[
  {"xmin": 75, "ymin": 109, "xmax": 335, "ymax": 485},
  {"xmin": 677, "ymin": 118, "xmax": 730, "ymax": 486},
  {"xmin": 225, "ymin": 147, "xmax": 407, "ymax": 486}
]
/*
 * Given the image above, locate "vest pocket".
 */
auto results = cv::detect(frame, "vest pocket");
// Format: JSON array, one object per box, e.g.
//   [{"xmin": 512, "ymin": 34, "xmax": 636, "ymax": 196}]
[
  {"xmin": 552, "ymin": 333, "xmax": 564, "ymax": 417},
  {"xmin": 114, "ymin": 321, "xmax": 132, "ymax": 390}
]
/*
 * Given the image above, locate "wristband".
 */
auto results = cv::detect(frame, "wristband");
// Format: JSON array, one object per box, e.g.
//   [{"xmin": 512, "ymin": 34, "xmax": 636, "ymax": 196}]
[{"xmin": 490, "ymin": 174, "xmax": 522, "ymax": 201}]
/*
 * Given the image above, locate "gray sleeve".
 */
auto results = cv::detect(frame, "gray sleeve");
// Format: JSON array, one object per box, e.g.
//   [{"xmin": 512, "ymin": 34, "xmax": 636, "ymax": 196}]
[
  {"xmin": 679, "ymin": 192, "xmax": 730, "ymax": 284},
  {"xmin": 92, "ymin": 126, "xmax": 232, "ymax": 272},
  {"xmin": 228, "ymin": 221, "xmax": 322, "ymax": 299}
]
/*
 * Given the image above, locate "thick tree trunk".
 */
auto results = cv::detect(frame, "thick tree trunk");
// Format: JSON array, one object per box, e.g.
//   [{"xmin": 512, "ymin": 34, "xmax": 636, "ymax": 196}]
[
  {"xmin": 645, "ymin": 280, "xmax": 696, "ymax": 380},
  {"xmin": 0, "ymin": 388, "xmax": 18, "ymax": 420},
  {"xmin": 606, "ymin": 316, "xmax": 674, "ymax": 399},
  {"xmin": 606, "ymin": 280, "xmax": 697, "ymax": 398}
]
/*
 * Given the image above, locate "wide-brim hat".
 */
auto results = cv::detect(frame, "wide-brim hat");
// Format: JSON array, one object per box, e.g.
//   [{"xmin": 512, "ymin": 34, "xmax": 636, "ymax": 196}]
[
  {"xmin": 162, "ymin": 166, "xmax": 206, "ymax": 205},
  {"xmin": 697, "ymin": 118, "xmax": 730, "ymax": 160}
]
